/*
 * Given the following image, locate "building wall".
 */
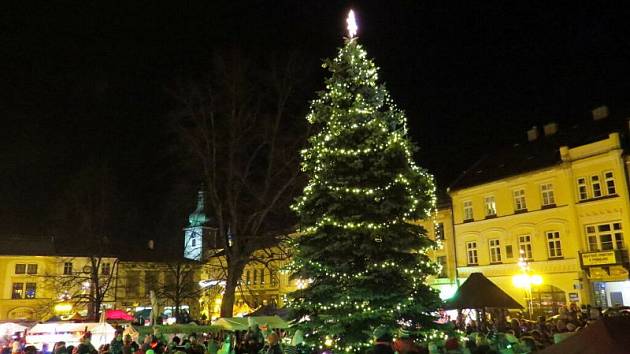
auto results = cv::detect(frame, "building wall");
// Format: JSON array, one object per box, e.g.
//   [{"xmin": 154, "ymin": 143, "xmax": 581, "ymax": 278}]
[{"xmin": 449, "ymin": 132, "xmax": 630, "ymax": 311}]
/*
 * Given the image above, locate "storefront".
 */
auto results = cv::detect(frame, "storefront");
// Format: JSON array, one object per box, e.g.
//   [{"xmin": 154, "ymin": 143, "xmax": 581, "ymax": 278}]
[{"xmin": 580, "ymin": 249, "xmax": 630, "ymax": 308}]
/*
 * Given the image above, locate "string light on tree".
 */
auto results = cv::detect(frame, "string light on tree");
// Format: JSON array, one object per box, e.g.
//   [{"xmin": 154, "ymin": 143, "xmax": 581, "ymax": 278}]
[{"xmin": 288, "ymin": 9, "xmax": 442, "ymax": 352}]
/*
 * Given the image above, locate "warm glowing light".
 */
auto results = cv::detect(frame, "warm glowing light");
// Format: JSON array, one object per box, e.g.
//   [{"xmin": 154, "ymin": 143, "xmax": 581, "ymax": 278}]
[
  {"xmin": 324, "ymin": 337, "xmax": 334, "ymax": 347},
  {"xmin": 346, "ymin": 10, "xmax": 358, "ymax": 38},
  {"xmin": 512, "ymin": 274, "xmax": 543, "ymax": 288},
  {"xmin": 54, "ymin": 302, "xmax": 73, "ymax": 314}
]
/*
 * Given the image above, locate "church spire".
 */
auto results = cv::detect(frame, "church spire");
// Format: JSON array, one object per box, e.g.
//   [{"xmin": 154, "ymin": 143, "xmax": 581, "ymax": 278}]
[{"xmin": 188, "ymin": 189, "xmax": 209, "ymax": 227}]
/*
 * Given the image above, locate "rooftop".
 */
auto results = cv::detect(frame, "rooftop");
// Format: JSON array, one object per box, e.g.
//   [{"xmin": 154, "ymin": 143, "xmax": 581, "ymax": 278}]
[{"xmin": 449, "ymin": 109, "xmax": 630, "ymax": 191}]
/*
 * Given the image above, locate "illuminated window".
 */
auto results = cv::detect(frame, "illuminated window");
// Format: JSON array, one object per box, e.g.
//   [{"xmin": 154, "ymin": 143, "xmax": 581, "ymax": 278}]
[
  {"xmin": 260, "ymin": 269, "xmax": 265, "ymax": 285},
  {"xmin": 253, "ymin": 269, "xmax": 258, "ymax": 285},
  {"xmin": 466, "ymin": 241, "xmax": 478, "ymax": 265},
  {"xmin": 463, "ymin": 201, "xmax": 473, "ymax": 221},
  {"xmin": 26, "ymin": 264, "xmax": 38, "ymax": 275},
  {"xmin": 15, "ymin": 264, "xmax": 26, "ymax": 274},
  {"xmin": 489, "ymin": 239, "xmax": 502, "ymax": 263},
  {"xmin": 63, "ymin": 262, "xmax": 73, "ymax": 275},
  {"xmin": 541, "ymin": 183, "xmax": 555, "ymax": 206},
  {"xmin": 586, "ymin": 222, "xmax": 624, "ymax": 251},
  {"xmin": 591, "ymin": 175, "xmax": 602, "ymax": 198},
  {"xmin": 546, "ymin": 231, "xmax": 562, "ymax": 258},
  {"xmin": 577, "ymin": 178, "xmax": 588, "ymax": 200},
  {"xmin": 270, "ymin": 268, "xmax": 278, "ymax": 287},
  {"xmin": 605, "ymin": 172, "xmax": 616, "ymax": 195},
  {"xmin": 513, "ymin": 189, "xmax": 527, "ymax": 211},
  {"xmin": 484, "ymin": 196, "xmax": 496, "ymax": 217},
  {"xmin": 435, "ymin": 222, "xmax": 445, "ymax": 240},
  {"xmin": 246, "ymin": 270, "xmax": 251, "ymax": 286},
  {"xmin": 12, "ymin": 283, "xmax": 24, "ymax": 299},
  {"xmin": 25, "ymin": 283, "xmax": 36, "ymax": 299},
  {"xmin": 518, "ymin": 235, "xmax": 533, "ymax": 260}
]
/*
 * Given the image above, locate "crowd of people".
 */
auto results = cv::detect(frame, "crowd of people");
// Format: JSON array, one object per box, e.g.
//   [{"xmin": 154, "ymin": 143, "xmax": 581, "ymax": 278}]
[{"xmin": 1, "ymin": 304, "xmax": 619, "ymax": 354}]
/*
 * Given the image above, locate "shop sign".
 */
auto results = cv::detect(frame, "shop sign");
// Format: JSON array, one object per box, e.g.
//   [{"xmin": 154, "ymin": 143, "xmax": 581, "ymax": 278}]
[
  {"xmin": 569, "ymin": 292, "xmax": 579, "ymax": 302},
  {"xmin": 581, "ymin": 250, "xmax": 617, "ymax": 266}
]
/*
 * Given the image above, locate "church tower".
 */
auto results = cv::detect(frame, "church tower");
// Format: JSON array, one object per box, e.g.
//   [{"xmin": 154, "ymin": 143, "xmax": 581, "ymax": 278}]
[{"xmin": 183, "ymin": 189, "xmax": 217, "ymax": 260}]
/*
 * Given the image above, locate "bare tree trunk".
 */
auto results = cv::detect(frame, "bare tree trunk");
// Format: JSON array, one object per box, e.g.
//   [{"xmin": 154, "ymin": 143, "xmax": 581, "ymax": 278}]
[{"xmin": 220, "ymin": 259, "xmax": 246, "ymax": 317}]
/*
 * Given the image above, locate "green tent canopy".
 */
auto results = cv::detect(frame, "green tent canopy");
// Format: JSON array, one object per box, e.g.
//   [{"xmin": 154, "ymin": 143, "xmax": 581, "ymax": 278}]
[{"xmin": 213, "ymin": 316, "xmax": 289, "ymax": 331}]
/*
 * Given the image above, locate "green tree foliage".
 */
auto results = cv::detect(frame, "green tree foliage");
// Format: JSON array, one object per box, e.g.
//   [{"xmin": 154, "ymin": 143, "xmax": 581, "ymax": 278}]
[{"xmin": 288, "ymin": 38, "xmax": 442, "ymax": 352}]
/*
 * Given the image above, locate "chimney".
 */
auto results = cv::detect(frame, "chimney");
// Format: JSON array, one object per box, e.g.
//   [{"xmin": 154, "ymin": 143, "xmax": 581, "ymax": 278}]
[
  {"xmin": 527, "ymin": 126, "xmax": 539, "ymax": 141},
  {"xmin": 543, "ymin": 122, "xmax": 558, "ymax": 136},
  {"xmin": 592, "ymin": 105, "xmax": 609, "ymax": 121}
]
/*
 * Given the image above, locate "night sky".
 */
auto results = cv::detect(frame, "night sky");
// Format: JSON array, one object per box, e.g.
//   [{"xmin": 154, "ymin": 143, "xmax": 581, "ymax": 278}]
[{"xmin": 3, "ymin": 2, "xmax": 630, "ymax": 239}]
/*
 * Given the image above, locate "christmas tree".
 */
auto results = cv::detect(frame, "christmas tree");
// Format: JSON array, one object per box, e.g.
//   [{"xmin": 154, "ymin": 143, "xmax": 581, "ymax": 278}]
[{"xmin": 288, "ymin": 11, "xmax": 442, "ymax": 352}]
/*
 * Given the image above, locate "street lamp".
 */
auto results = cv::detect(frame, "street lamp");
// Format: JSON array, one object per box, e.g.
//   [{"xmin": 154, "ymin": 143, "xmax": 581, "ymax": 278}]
[{"xmin": 512, "ymin": 249, "xmax": 543, "ymax": 319}]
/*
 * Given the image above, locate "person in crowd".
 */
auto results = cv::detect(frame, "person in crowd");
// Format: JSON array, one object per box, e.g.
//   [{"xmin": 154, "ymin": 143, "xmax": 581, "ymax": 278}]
[
  {"xmin": 76, "ymin": 332, "xmax": 98, "ymax": 354},
  {"xmin": 98, "ymin": 344, "xmax": 111, "ymax": 354},
  {"xmin": 122, "ymin": 334, "xmax": 137, "ymax": 354},
  {"xmin": 205, "ymin": 334, "xmax": 218, "ymax": 354},
  {"xmin": 53, "ymin": 342, "xmax": 68, "ymax": 354},
  {"xmin": 110, "ymin": 330, "xmax": 124, "ymax": 354},
  {"xmin": 186, "ymin": 334, "xmax": 205, "ymax": 354},
  {"xmin": 259, "ymin": 333, "xmax": 282, "ymax": 354}
]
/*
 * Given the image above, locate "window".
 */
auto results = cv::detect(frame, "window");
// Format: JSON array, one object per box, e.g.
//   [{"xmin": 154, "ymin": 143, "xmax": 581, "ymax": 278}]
[
  {"xmin": 12, "ymin": 283, "xmax": 24, "ymax": 299},
  {"xmin": 541, "ymin": 183, "xmax": 555, "ymax": 206},
  {"xmin": 260, "ymin": 269, "xmax": 265, "ymax": 285},
  {"xmin": 586, "ymin": 222, "xmax": 624, "ymax": 251},
  {"xmin": 466, "ymin": 241, "xmax": 478, "ymax": 265},
  {"xmin": 253, "ymin": 269, "xmax": 258, "ymax": 285},
  {"xmin": 144, "ymin": 272, "xmax": 159, "ymax": 296},
  {"xmin": 577, "ymin": 178, "xmax": 588, "ymax": 200},
  {"xmin": 246, "ymin": 270, "xmax": 251, "ymax": 286},
  {"xmin": 25, "ymin": 283, "xmax": 36, "ymax": 299},
  {"xmin": 489, "ymin": 239, "xmax": 502, "ymax": 263},
  {"xmin": 505, "ymin": 245, "xmax": 514, "ymax": 259},
  {"xmin": 126, "ymin": 271, "xmax": 140, "ymax": 298},
  {"xmin": 463, "ymin": 201, "xmax": 473, "ymax": 221},
  {"xmin": 270, "ymin": 268, "xmax": 278, "ymax": 287},
  {"xmin": 101, "ymin": 263, "xmax": 111, "ymax": 275},
  {"xmin": 63, "ymin": 262, "xmax": 73, "ymax": 275},
  {"xmin": 513, "ymin": 189, "xmax": 527, "ymax": 211},
  {"xmin": 26, "ymin": 264, "xmax": 37, "ymax": 275},
  {"xmin": 518, "ymin": 235, "xmax": 533, "ymax": 260},
  {"xmin": 435, "ymin": 223, "xmax": 445, "ymax": 241},
  {"xmin": 546, "ymin": 231, "xmax": 562, "ymax": 258},
  {"xmin": 15, "ymin": 264, "xmax": 26, "ymax": 274},
  {"xmin": 605, "ymin": 172, "xmax": 616, "ymax": 195},
  {"xmin": 591, "ymin": 175, "xmax": 602, "ymax": 198},
  {"xmin": 436, "ymin": 256, "xmax": 448, "ymax": 278},
  {"xmin": 484, "ymin": 196, "xmax": 497, "ymax": 217}
]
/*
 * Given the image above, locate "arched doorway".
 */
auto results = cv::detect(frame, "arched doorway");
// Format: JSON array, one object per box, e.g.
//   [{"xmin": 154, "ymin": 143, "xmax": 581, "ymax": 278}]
[{"xmin": 531, "ymin": 284, "xmax": 567, "ymax": 317}]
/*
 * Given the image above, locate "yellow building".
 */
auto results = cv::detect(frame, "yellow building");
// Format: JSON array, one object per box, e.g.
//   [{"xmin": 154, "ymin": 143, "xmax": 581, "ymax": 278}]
[
  {"xmin": 416, "ymin": 198, "xmax": 459, "ymax": 299},
  {"xmin": 448, "ymin": 107, "xmax": 630, "ymax": 316},
  {"xmin": 0, "ymin": 235, "xmax": 120, "ymax": 321}
]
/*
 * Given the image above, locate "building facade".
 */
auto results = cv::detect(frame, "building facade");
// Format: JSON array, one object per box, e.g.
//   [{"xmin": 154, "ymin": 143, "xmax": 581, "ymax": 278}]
[{"xmin": 448, "ymin": 108, "xmax": 630, "ymax": 315}]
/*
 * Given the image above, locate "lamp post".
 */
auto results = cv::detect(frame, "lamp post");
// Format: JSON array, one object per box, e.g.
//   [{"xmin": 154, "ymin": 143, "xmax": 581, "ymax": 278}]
[{"xmin": 512, "ymin": 249, "xmax": 543, "ymax": 319}]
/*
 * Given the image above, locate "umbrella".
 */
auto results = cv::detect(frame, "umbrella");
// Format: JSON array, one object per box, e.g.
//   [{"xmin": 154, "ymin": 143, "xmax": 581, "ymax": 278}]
[
  {"xmin": 105, "ymin": 309, "xmax": 134, "ymax": 321},
  {"xmin": 538, "ymin": 317, "xmax": 630, "ymax": 354},
  {"xmin": 444, "ymin": 272, "xmax": 523, "ymax": 309}
]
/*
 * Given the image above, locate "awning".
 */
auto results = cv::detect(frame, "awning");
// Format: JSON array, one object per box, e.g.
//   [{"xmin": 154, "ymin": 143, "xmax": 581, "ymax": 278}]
[{"xmin": 213, "ymin": 315, "xmax": 288, "ymax": 331}]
